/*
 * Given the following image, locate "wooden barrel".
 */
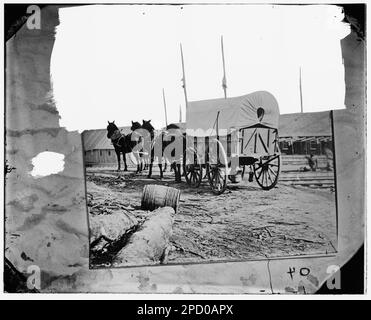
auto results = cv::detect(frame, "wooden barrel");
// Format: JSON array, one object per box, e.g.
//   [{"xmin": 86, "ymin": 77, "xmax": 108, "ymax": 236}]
[{"xmin": 141, "ymin": 185, "xmax": 180, "ymax": 213}]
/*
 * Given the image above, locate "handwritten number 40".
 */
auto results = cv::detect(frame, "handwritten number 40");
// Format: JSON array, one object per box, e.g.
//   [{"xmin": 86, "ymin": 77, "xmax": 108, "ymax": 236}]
[{"xmin": 287, "ymin": 267, "xmax": 310, "ymax": 280}]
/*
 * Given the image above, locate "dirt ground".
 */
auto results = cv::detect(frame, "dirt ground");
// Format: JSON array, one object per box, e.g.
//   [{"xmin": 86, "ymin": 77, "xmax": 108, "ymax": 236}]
[{"xmin": 86, "ymin": 167, "xmax": 337, "ymax": 267}]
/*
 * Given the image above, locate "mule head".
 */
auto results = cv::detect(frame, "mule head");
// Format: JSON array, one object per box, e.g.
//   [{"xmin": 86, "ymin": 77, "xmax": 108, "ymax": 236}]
[
  {"xmin": 107, "ymin": 121, "xmax": 118, "ymax": 138},
  {"xmin": 141, "ymin": 119, "xmax": 155, "ymax": 133},
  {"xmin": 130, "ymin": 120, "xmax": 142, "ymax": 132}
]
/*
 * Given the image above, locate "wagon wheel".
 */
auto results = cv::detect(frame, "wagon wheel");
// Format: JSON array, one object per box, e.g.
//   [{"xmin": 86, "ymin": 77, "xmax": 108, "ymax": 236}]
[
  {"xmin": 207, "ymin": 140, "xmax": 229, "ymax": 195},
  {"xmin": 183, "ymin": 149, "xmax": 203, "ymax": 188},
  {"xmin": 253, "ymin": 154, "xmax": 280, "ymax": 190}
]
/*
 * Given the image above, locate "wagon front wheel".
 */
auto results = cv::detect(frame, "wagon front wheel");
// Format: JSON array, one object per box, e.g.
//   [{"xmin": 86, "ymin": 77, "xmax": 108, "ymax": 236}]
[
  {"xmin": 253, "ymin": 154, "xmax": 280, "ymax": 190},
  {"xmin": 184, "ymin": 164, "xmax": 203, "ymax": 188}
]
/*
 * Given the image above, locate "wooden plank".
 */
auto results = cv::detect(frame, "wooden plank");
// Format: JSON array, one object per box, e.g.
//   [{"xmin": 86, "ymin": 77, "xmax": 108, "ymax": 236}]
[
  {"xmin": 281, "ymin": 180, "xmax": 334, "ymax": 185},
  {"xmin": 280, "ymin": 180, "xmax": 334, "ymax": 184},
  {"xmin": 258, "ymin": 133, "xmax": 269, "ymax": 153},
  {"xmin": 280, "ymin": 172, "xmax": 335, "ymax": 178}
]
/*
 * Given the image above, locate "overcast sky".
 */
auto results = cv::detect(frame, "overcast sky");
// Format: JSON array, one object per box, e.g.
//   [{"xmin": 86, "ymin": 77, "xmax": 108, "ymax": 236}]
[{"xmin": 50, "ymin": 4, "xmax": 350, "ymax": 132}]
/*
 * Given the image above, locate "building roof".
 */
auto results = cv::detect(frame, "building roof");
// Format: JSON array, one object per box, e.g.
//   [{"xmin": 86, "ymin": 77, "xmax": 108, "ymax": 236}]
[{"xmin": 279, "ymin": 111, "xmax": 332, "ymax": 137}]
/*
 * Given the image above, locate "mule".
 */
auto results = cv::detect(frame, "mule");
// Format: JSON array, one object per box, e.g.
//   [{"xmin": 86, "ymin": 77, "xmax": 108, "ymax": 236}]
[
  {"xmin": 106, "ymin": 121, "xmax": 144, "ymax": 172},
  {"xmin": 141, "ymin": 120, "xmax": 183, "ymax": 182}
]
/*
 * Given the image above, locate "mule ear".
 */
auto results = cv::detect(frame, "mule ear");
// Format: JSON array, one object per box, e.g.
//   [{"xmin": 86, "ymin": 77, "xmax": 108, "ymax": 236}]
[
  {"xmin": 132, "ymin": 121, "xmax": 134, "ymax": 124},
  {"xmin": 113, "ymin": 120, "xmax": 115, "ymax": 124},
  {"xmin": 108, "ymin": 121, "xmax": 110, "ymax": 124}
]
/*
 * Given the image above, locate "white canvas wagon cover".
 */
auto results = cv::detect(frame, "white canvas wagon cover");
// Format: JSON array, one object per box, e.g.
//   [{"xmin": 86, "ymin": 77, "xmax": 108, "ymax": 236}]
[{"xmin": 186, "ymin": 91, "xmax": 280, "ymax": 137}]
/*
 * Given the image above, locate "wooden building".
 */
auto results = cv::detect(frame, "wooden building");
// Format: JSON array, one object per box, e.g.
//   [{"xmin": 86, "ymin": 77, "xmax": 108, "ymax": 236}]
[{"xmin": 278, "ymin": 111, "xmax": 333, "ymax": 156}]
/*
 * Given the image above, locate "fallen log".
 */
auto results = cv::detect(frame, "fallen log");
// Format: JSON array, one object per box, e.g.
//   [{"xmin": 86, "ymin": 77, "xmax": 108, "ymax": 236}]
[
  {"xmin": 90, "ymin": 210, "xmax": 138, "ymax": 243},
  {"xmin": 90, "ymin": 210, "xmax": 138, "ymax": 250},
  {"xmin": 112, "ymin": 207, "xmax": 175, "ymax": 267}
]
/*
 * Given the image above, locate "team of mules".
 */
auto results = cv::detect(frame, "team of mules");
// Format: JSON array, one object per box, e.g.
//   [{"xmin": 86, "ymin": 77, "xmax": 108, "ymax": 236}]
[{"xmin": 106, "ymin": 120, "xmax": 184, "ymax": 182}]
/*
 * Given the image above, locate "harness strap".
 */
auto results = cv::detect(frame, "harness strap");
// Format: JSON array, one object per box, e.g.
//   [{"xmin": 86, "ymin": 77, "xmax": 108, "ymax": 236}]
[{"xmin": 111, "ymin": 129, "xmax": 124, "ymax": 148}]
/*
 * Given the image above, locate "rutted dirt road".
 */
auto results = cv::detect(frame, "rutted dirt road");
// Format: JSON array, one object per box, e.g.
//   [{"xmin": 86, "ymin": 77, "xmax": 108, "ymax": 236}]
[{"xmin": 86, "ymin": 167, "xmax": 337, "ymax": 267}]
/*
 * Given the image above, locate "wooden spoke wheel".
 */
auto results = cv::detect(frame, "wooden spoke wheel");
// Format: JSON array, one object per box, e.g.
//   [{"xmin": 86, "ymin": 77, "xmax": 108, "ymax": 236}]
[
  {"xmin": 184, "ymin": 163, "xmax": 203, "ymax": 187},
  {"xmin": 253, "ymin": 154, "xmax": 280, "ymax": 190},
  {"xmin": 207, "ymin": 164, "xmax": 227, "ymax": 195},
  {"xmin": 206, "ymin": 140, "xmax": 229, "ymax": 195},
  {"xmin": 183, "ymin": 146, "xmax": 203, "ymax": 188}
]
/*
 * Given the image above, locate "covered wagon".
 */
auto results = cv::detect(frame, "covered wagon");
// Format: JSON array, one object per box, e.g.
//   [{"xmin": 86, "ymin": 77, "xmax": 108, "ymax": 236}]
[{"xmin": 183, "ymin": 91, "xmax": 281, "ymax": 194}]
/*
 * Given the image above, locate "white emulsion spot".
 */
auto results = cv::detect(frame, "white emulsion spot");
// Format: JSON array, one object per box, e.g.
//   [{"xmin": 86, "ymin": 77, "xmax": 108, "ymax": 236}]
[{"xmin": 30, "ymin": 152, "xmax": 65, "ymax": 178}]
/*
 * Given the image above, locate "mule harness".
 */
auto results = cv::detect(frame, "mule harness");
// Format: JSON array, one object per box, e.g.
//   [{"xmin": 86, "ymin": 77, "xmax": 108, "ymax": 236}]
[{"xmin": 110, "ymin": 129, "xmax": 124, "ymax": 148}]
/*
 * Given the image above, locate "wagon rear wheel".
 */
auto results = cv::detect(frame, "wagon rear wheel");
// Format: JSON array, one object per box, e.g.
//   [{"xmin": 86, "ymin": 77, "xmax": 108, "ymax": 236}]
[
  {"xmin": 207, "ymin": 164, "xmax": 227, "ymax": 195},
  {"xmin": 253, "ymin": 154, "xmax": 280, "ymax": 190},
  {"xmin": 184, "ymin": 163, "xmax": 203, "ymax": 187},
  {"xmin": 183, "ymin": 147, "xmax": 203, "ymax": 188},
  {"xmin": 206, "ymin": 140, "xmax": 229, "ymax": 195}
]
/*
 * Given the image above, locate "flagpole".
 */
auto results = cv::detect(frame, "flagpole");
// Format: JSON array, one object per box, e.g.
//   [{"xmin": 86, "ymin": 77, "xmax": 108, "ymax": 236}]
[
  {"xmin": 299, "ymin": 66, "xmax": 303, "ymax": 113},
  {"xmin": 221, "ymin": 35, "xmax": 227, "ymax": 99},
  {"xmin": 162, "ymin": 88, "xmax": 168, "ymax": 127},
  {"xmin": 180, "ymin": 43, "xmax": 188, "ymax": 109}
]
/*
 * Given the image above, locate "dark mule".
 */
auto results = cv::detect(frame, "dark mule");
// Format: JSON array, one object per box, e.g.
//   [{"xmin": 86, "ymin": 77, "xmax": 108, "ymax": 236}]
[
  {"xmin": 141, "ymin": 120, "xmax": 183, "ymax": 182},
  {"xmin": 106, "ymin": 121, "xmax": 143, "ymax": 172},
  {"xmin": 140, "ymin": 120, "xmax": 162, "ymax": 178},
  {"xmin": 162, "ymin": 123, "xmax": 184, "ymax": 182}
]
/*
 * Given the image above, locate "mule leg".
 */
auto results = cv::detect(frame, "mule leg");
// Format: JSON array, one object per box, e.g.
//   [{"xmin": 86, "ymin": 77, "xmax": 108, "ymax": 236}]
[
  {"xmin": 159, "ymin": 163, "xmax": 163, "ymax": 179},
  {"xmin": 116, "ymin": 151, "xmax": 121, "ymax": 171},
  {"xmin": 135, "ymin": 154, "xmax": 140, "ymax": 173},
  {"xmin": 147, "ymin": 161, "xmax": 153, "ymax": 178},
  {"xmin": 175, "ymin": 164, "xmax": 181, "ymax": 182},
  {"xmin": 147, "ymin": 154, "xmax": 153, "ymax": 178},
  {"xmin": 173, "ymin": 163, "xmax": 178, "ymax": 182},
  {"xmin": 139, "ymin": 154, "xmax": 143, "ymax": 173},
  {"xmin": 123, "ymin": 153, "xmax": 128, "ymax": 171},
  {"xmin": 147, "ymin": 147, "xmax": 154, "ymax": 178}
]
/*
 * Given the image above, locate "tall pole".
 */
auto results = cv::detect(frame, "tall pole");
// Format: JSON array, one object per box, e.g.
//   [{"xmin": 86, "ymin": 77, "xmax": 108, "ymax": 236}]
[
  {"xmin": 180, "ymin": 43, "xmax": 188, "ymax": 109},
  {"xmin": 162, "ymin": 88, "xmax": 168, "ymax": 127},
  {"xmin": 221, "ymin": 36, "xmax": 227, "ymax": 99},
  {"xmin": 179, "ymin": 104, "xmax": 182, "ymax": 123},
  {"xmin": 299, "ymin": 66, "xmax": 303, "ymax": 113}
]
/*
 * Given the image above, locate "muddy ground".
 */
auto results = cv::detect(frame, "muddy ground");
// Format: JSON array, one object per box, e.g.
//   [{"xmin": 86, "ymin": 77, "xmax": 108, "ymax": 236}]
[{"xmin": 86, "ymin": 167, "xmax": 337, "ymax": 267}]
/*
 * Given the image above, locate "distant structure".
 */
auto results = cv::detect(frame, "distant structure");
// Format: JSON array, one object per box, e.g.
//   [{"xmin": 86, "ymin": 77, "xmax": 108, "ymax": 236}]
[{"xmin": 278, "ymin": 111, "xmax": 333, "ymax": 156}]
